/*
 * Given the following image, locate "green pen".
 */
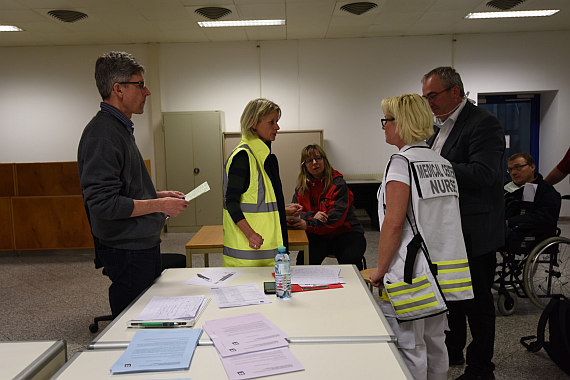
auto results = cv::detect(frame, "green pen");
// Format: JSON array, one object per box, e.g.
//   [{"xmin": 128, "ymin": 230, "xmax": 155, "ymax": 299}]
[{"xmin": 128, "ymin": 320, "xmax": 192, "ymax": 328}]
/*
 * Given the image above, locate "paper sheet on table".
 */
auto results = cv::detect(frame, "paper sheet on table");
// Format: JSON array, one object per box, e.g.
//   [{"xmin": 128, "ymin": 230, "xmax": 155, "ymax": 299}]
[
  {"xmin": 110, "ymin": 328, "xmax": 202, "ymax": 374},
  {"xmin": 291, "ymin": 266, "xmax": 344, "ymax": 286},
  {"xmin": 185, "ymin": 181, "xmax": 210, "ymax": 202},
  {"xmin": 203, "ymin": 312, "xmax": 288, "ymax": 357},
  {"xmin": 134, "ymin": 296, "xmax": 206, "ymax": 321},
  {"xmin": 210, "ymin": 283, "xmax": 271, "ymax": 308},
  {"xmin": 220, "ymin": 347, "xmax": 304, "ymax": 380},
  {"xmin": 184, "ymin": 269, "xmax": 240, "ymax": 287}
]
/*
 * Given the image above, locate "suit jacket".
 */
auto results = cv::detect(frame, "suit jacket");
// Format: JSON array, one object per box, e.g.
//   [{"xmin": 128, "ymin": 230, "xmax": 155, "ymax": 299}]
[{"xmin": 428, "ymin": 101, "xmax": 506, "ymax": 258}]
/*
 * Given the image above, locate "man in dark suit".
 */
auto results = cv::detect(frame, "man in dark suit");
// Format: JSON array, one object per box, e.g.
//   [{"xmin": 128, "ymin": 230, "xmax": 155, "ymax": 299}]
[{"xmin": 422, "ymin": 67, "xmax": 505, "ymax": 380}]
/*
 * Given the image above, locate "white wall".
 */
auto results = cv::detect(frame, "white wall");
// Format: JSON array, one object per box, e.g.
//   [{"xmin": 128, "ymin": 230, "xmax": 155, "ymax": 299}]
[{"xmin": 1, "ymin": 31, "xmax": 569, "ymax": 214}]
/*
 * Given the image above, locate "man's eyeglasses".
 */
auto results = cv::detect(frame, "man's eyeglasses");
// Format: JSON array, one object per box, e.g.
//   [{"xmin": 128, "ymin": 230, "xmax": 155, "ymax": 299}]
[
  {"xmin": 423, "ymin": 87, "xmax": 452, "ymax": 102},
  {"xmin": 304, "ymin": 156, "xmax": 323, "ymax": 165},
  {"xmin": 507, "ymin": 163, "xmax": 529, "ymax": 174},
  {"xmin": 381, "ymin": 118, "xmax": 395, "ymax": 127},
  {"xmin": 118, "ymin": 81, "xmax": 145, "ymax": 89}
]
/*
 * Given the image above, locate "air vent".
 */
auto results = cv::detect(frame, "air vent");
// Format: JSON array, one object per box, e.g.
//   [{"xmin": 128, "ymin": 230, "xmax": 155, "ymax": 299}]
[
  {"xmin": 486, "ymin": 0, "xmax": 526, "ymax": 10},
  {"xmin": 47, "ymin": 10, "xmax": 88, "ymax": 23},
  {"xmin": 340, "ymin": 2, "xmax": 378, "ymax": 16},
  {"xmin": 195, "ymin": 7, "xmax": 232, "ymax": 20}
]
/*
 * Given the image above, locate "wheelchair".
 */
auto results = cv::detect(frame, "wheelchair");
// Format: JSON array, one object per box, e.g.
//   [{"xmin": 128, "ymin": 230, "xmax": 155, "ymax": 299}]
[{"xmin": 494, "ymin": 223, "xmax": 570, "ymax": 315}]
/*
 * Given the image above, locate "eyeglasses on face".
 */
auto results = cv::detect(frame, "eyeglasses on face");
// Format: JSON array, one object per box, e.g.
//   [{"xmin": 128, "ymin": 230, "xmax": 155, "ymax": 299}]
[
  {"xmin": 423, "ymin": 87, "xmax": 452, "ymax": 102},
  {"xmin": 507, "ymin": 163, "xmax": 529, "ymax": 174},
  {"xmin": 381, "ymin": 118, "xmax": 395, "ymax": 127},
  {"xmin": 304, "ymin": 156, "xmax": 323, "ymax": 165},
  {"xmin": 118, "ymin": 81, "xmax": 145, "ymax": 89}
]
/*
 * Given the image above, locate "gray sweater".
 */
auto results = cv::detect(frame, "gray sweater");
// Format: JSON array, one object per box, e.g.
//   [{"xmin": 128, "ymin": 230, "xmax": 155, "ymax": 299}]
[{"xmin": 78, "ymin": 111, "xmax": 165, "ymax": 250}]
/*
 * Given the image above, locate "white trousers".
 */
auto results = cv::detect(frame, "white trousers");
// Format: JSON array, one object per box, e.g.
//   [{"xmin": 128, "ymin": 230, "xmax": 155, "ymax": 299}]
[{"xmin": 381, "ymin": 302, "xmax": 449, "ymax": 380}]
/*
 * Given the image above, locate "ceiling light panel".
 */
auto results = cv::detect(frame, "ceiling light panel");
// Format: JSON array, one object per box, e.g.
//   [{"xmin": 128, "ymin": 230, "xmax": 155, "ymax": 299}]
[{"xmin": 465, "ymin": 10, "xmax": 559, "ymax": 19}]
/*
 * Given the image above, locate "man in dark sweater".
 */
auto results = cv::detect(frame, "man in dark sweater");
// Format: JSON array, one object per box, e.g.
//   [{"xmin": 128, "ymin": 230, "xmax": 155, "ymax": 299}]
[
  {"xmin": 78, "ymin": 51, "xmax": 189, "ymax": 317},
  {"xmin": 504, "ymin": 152, "xmax": 561, "ymax": 251}
]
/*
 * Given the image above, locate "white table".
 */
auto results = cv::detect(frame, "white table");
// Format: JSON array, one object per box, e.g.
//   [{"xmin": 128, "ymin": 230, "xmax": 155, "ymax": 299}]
[
  {"xmin": 89, "ymin": 265, "xmax": 395, "ymax": 349},
  {"xmin": 53, "ymin": 342, "xmax": 412, "ymax": 379},
  {"xmin": 0, "ymin": 340, "xmax": 66, "ymax": 380}
]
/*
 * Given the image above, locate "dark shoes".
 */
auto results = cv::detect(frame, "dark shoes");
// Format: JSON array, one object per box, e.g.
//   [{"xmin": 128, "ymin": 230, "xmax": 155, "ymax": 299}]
[{"xmin": 448, "ymin": 353, "xmax": 465, "ymax": 366}]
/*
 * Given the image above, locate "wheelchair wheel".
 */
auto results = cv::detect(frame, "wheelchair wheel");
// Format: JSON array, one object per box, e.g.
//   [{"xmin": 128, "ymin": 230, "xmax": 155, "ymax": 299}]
[
  {"xmin": 523, "ymin": 236, "xmax": 570, "ymax": 309},
  {"xmin": 497, "ymin": 291, "xmax": 518, "ymax": 316}
]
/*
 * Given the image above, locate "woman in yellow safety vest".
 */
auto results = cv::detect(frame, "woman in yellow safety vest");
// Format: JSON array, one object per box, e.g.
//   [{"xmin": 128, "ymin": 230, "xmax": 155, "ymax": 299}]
[{"xmin": 222, "ymin": 98, "xmax": 302, "ymax": 267}]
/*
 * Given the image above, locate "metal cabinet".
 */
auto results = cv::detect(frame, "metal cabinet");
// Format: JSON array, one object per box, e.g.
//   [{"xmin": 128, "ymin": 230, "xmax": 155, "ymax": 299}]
[{"xmin": 163, "ymin": 111, "xmax": 224, "ymax": 231}]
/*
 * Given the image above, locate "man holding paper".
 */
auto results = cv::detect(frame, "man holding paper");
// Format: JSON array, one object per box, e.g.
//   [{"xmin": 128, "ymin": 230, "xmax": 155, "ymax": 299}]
[{"xmin": 78, "ymin": 51, "xmax": 189, "ymax": 317}]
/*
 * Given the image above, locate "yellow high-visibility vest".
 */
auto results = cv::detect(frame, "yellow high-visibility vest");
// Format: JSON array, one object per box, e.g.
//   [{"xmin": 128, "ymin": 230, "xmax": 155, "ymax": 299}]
[{"xmin": 222, "ymin": 135, "xmax": 283, "ymax": 267}]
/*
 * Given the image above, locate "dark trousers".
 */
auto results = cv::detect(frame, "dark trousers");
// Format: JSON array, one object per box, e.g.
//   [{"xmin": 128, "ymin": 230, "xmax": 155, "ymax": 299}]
[
  {"xmin": 296, "ymin": 231, "xmax": 366, "ymax": 270},
  {"xmin": 96, "ymin": 242, "xmax": 162, "ymax": 318},
  {"xmin": 445, "ymin": 251, "xmax": 497, "ymax": 376}
]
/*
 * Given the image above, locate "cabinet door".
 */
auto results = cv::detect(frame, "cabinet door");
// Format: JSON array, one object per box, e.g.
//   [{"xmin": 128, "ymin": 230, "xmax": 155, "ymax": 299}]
[{"xmin": 164, "ymin": 112, "xmax": 223, "ymax": 230}]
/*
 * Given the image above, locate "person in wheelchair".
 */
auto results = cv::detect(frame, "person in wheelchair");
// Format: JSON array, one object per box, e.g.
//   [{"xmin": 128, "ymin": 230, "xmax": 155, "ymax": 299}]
[{"xmin": 504, "ymin": 152, "xmax": 561, "ymax": 253}]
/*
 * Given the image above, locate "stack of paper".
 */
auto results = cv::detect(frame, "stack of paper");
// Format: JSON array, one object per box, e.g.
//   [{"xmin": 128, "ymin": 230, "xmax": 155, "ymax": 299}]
[
  {"xmin": 130, "ymin": 295, "xmax": 208, "ymax": 326},
  {"xmin": 110, "ymin": 329, "xmax": 202, "ymax": 374},
  {"xmin": 291, "ymin": 266, "xmax": 345, "ymax": 287},
  {"xmin": 204, "ymin": 313, "xmax": 304, "ymax": 380},
  {"xmin": 210, "ymin": 283, "xmax": 271, "ymax": 308}
]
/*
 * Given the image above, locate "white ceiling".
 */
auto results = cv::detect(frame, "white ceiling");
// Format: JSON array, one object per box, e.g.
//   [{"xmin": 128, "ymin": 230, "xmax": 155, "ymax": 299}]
[{"xmin": 0, "ymin": 0, "xmax": 568, "ymax": 47}]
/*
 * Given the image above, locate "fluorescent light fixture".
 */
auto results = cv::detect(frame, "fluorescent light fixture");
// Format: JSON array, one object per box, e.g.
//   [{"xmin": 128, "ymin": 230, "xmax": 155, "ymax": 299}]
[
  {"xmin": 0, "ymin": 25, "xmax": 24, "ymax": 32},
  {"xmin": 198, "ymin": 19, "xmax": 285, "ymax": 28},
  {"xmin": 465, "ymin": 10, "xmax": 559, "ymax": 19}
]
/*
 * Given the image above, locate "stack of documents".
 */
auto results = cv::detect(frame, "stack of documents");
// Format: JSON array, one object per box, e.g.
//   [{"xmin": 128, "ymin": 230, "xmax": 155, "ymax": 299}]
[
  {"xmin": 210, "ymin": 283, "xmax": 271, "ymax": 308},
  {"xmin": 110, "ymin": 328, "xmax": 202, "ymax": 374},
  {"xmin": 204, "ymin": 313, "xmax": 304, "ymax": 380},
  {"xmin": 291, "ymin": 266, "xmax": 345, "ymax": 287},
  {"xmin": 128, "ymin": 295, "xmax": 208, "ymax": 328}
]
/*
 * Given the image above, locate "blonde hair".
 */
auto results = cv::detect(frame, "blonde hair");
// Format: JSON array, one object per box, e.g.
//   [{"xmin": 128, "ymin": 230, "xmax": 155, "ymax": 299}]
[
  {"xmin": 296, "ymin": 144, "xmax": 333, "ymax": 195},
  {"xmin": 381, "ymin": 94, "xmax": 434, "ymax": 144},
  {"xmin": 240, "ymin": 98, "xmax": 281, "ymax": 138}
]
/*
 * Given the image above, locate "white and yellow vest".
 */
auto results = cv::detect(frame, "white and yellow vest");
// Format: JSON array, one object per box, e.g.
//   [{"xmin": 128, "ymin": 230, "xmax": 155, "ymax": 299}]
[
  {"xmin": 222, "ymin": 135, "xmax": 283, "ymax": 267},
  {"xmin": 379, "ymin": 143, "xmax": 473, "ymax": 321}
]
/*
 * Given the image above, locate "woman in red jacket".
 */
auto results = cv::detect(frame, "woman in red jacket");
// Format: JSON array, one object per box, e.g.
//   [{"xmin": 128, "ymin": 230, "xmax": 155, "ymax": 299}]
[{"xmin": 288, "ymin": 144, "xmax": 366, "ymax": 270}]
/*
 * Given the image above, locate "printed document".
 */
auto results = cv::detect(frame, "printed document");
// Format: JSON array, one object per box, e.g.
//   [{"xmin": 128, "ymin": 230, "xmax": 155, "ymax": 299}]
[
  {"xmin": 185, "ymin": 181, "xmax": 210, "ymax": 201},
  {"xmin": 110, "ymin": 329, "xmax": 202, "ymax": 374},
  {"xmin": 291, "ymin": 266, "xmax": 344, "ymax": 287},
  {"xmin": 221, "ymin": 347, "xmax": 304, "ymax": 380},
  {"xmin": 210, "ymin": 283, "xmax": 271, "ymax": 308},
  {"xmin": 134, "ymin": 295, "xmax": 207, "ymax": 321},
  {"xmin": 203, "ymin": 313, "xmax": 288, "ymax": 357}
]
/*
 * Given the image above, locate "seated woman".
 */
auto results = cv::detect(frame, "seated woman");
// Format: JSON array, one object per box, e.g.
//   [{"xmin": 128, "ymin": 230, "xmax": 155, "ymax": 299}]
[{"xmin": 288, "ymin": 144, "xmax": 366, "ymax": 270}]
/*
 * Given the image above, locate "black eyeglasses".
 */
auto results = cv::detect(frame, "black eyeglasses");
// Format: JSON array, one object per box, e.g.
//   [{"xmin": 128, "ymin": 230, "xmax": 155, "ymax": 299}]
[
  {"xmin": 118, "ymin": 81, "xmax": 145, "ymax": 89},
  {"xmin": 507, "ymin": 163, "xmax": 529, "ymax": 174},
  {"xmin": 304, "ymin": 156, "xmax": 323, "ymax": 165},
  {"xmin": 423, "ymin": 87, "xmax": 452, "ymax": 102},
  {"xmin": 381, "ymin": 118, "xmax": 395, "ymax": 127}
]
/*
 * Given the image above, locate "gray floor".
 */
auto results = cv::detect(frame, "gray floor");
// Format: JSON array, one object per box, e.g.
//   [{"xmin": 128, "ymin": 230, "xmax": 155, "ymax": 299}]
[{"xmin": 0, "ymin": 216, "xmax": 568, "ymax": 379}]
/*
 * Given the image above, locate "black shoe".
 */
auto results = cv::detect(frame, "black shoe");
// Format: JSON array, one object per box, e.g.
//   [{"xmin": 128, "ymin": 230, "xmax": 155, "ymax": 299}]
[
  {"xmin": 449, "ymin": 356, "xmax": 465, "ymax": 366},
  {"xmin": 455, "ymin": 371, "xmax": 495, "ymax": 380}
]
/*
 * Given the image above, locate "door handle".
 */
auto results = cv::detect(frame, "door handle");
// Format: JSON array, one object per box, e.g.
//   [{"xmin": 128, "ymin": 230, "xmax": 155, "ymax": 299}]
[{"xmin": 194, "ymin": 168, "xmax": 200, "ymax": 174}]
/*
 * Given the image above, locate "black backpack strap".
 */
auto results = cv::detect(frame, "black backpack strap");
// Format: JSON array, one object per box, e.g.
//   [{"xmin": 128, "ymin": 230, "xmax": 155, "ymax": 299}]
[{"xmin": 520, "ymin": 295, "xmax": 559, "ymax": 352}]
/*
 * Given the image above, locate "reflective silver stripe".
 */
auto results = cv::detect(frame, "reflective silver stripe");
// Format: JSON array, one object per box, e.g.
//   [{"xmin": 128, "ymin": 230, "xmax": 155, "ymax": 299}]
[
  {"xmin": 385, "ymin": 278, "xmax": 430, "ymax": 295},
  {"xmin": 239, "ymin": 202, "xmax": 278, "ymax": 213},
  {"xmin": 223, "ymin": 246, "xmax": 277, "ymax": 260},
  {"xmin": 392, "ymin": 295, "xmax": 438, "ymax": 312},
  {"xmin": 439, "ymin": 281, "xmax": 472, "ymax": 291},
  {"xmin": 435, "ymin": 262, "xmax": 469, "ymax": 270}
]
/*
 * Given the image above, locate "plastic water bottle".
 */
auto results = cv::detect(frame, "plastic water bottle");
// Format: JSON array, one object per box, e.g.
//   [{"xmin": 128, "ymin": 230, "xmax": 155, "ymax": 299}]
[{"xmin": 275, "ymin": 246, "xmax": 291, "ymax": 299}]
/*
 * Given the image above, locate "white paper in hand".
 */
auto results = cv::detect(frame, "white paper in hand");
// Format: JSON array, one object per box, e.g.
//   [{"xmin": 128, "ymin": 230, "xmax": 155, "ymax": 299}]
[{"xmin": 185, "ymin": 181, "xmax": 210, "ymax": 201}]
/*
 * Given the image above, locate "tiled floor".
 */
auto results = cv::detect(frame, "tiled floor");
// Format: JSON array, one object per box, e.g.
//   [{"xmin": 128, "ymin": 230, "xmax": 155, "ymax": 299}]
[{"xmin": 0, "ymin": 218, "xmax": 568, "ymax": 379}]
